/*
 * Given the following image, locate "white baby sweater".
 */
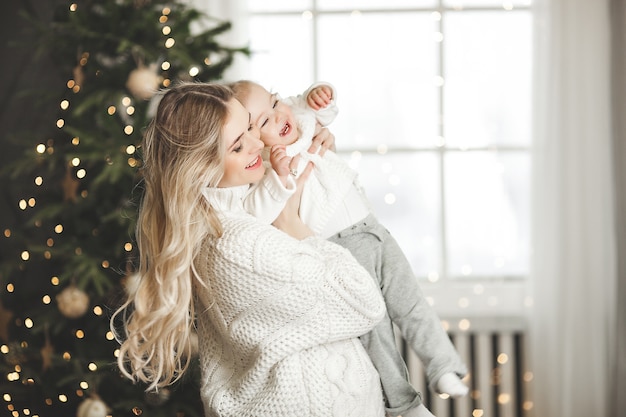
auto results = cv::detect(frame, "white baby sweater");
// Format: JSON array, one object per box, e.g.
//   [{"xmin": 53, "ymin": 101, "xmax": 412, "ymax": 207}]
[{"xmin": 195, "ymin": 185, "xmax": 386, "ymax": 417}]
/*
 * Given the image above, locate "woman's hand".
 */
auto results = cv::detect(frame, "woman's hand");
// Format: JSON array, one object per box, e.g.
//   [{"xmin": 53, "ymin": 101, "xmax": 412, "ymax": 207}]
[
  {"xmin": 308, "ymin": 126, "xmax": 335, "ymax": 156},
  {"xmin": 272, "ymin": 161, "xmax": 314, "ymax": 240}
]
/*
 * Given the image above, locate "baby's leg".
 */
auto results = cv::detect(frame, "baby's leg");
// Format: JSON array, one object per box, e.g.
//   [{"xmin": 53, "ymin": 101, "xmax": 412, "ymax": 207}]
[
  {"xmin": 330, "ymin": 215, "xmax": 468, "ymax": 396},
  {"xmin": 373, "ymin": 225, "xmax": 468, "ymax": 394},
  {"xmin": 329, "ymin": 217, "xmax": 422, "ymax": 416}
]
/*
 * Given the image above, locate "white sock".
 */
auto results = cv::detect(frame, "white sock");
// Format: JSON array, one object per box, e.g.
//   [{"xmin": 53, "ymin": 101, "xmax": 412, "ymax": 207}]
[{"xmin": 436, "ymin": 372, "xmax": 469, "ymax": 397}]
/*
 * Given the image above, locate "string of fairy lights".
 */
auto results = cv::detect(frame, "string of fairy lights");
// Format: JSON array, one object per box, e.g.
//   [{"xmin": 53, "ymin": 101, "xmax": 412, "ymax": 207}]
[{"xmin": 1, "ymin": 2, "xmax": 535, "ymax": 417}]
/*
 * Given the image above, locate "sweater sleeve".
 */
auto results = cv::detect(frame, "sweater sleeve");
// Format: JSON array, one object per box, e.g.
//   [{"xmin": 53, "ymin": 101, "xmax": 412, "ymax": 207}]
[
  {"xmin": 242, "ymin": 168, "xmax": 296, "ymax": 224},
  {"xmin": 285, "ymin": 82, "xmax": 339, "ymax": 127},
  {"xmin": 253, "ymin": 227, "xmax": 385, "ymax": 343},
  {"xmin": 205, "ymin": 217, "xmax": 385, "ymax": 350}
]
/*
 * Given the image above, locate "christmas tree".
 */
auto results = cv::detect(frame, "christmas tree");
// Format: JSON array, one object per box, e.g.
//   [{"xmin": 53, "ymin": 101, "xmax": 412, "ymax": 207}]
[{"xmin": 0, "ymin": 1, "xmax": 247, "ymax": 416}]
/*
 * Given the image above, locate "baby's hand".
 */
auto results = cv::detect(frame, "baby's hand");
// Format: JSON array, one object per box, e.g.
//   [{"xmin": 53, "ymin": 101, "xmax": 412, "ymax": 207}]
[
  {"xmin": 269, "ymin": 145, "xmax": 291, "ymax": 179},
  {"xmin": 307, "ymin": 85, "xmax": 333, "ymax": 110}
]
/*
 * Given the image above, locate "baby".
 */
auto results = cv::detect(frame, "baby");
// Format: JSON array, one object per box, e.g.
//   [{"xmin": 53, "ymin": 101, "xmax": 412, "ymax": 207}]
[{"xmin": 230, "ymin": 80, "xmax": 469, "ymax": 417}]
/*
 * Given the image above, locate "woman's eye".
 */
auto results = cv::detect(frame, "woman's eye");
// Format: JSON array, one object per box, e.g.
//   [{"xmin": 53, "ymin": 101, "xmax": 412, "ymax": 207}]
[
  {"xmin": 261, "ymin": 118, "xmax": 268, "ymax": 128},
  {"xmin": 272, "ymin": 99, "xmax": 279, "ymax": 109},
  {"xmin": 233, "ymin": 139, "xmax": 243, "ymax": 153}
]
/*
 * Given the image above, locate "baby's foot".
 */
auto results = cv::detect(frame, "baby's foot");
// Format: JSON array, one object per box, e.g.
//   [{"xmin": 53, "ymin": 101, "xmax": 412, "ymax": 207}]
[{"xmin": 437, "ymin": 372, "xmax": 469, "ymax": 397}]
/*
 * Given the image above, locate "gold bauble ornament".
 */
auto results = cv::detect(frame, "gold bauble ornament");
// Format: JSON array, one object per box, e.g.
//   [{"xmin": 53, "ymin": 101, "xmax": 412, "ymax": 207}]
[
  {"xmin": 77, "ymin": 397, "xmax": 108, "ymax": 417},
  {"xmin": 126, "ymin": 64, "xmax": 162, "ymax": 100},
  {"xmin": 56, "ymin": 285, "xmax": 90, "ymax": 319}
]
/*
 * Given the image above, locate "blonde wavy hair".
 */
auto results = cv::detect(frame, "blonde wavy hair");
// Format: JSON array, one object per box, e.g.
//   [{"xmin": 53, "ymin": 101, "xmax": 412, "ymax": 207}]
[{"xmin": 112, "ymin": 82, "xmax": 234, "ymax": 391}]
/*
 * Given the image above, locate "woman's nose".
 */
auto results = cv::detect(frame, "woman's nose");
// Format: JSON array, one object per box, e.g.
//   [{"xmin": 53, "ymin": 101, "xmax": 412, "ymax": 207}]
[{"xmin": 245, "ymin": 129, "xmax": 264, "ymax": 152}]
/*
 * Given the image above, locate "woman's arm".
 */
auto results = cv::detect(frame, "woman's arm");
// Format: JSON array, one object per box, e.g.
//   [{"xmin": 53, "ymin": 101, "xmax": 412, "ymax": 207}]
[{"xmin": 271, "ymin": 160, "xmax": 315, "ymax": 240}]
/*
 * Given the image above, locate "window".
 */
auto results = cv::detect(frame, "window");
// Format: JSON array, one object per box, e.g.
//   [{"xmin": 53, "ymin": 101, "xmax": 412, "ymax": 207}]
[{"xmin": 242, "ymin": 0, "xmax": 533, "ymax": 317}]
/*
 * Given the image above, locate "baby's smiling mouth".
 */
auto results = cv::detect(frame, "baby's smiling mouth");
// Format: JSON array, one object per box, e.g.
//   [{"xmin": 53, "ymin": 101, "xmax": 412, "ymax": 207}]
[{"xmin": 279, "ymin": 121, "xmax": 292, "ymax": 137}]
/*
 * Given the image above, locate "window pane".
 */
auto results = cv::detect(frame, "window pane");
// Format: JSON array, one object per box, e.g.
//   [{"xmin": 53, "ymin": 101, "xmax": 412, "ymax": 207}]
[
  {"xmin": 444, "ymin": 11, "xmax": 532, "ymax": 148},
  {"xmin": 345, "ymin": 151, "xmax": 441, "ymax": 277},
  {"xmin": 317, "ymin": 13, "xmax": 440, "ymax": 149},
  {"xmin": 247, "ymin": 16, "xmax": 314, "ymax": 94},
  {"xmin": 443, "ymin": 0, "xmax": 532, "ymax": 7},
  {"xmin": 318, "ymin": 0, "xmax": 437, "ymax": 10},
  {"xmin": 246, "ymin": 0, "xmax": 312, "ymax": 12},
  {"xmin": 444, "ymin": 151, "xmax": 530, "ymax": 278}
]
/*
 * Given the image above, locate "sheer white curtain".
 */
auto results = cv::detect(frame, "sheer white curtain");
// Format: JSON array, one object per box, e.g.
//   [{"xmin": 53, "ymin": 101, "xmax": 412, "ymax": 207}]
[
  {"xmin": 530, "ymin": 0, "xmax": 617, "ymax": 416},
  {"xmin": 610, "ymin": 1, "xmax": 626, "ymax": 415}
]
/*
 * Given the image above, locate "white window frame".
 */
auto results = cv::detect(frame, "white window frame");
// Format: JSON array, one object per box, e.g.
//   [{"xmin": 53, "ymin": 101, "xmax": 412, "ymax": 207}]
[{"xmin": 237, "ymin": 0, "xmax": 533, "ymax": 319}]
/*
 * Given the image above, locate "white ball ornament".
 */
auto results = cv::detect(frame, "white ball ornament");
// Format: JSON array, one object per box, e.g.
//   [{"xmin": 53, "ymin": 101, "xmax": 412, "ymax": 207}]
[
  {"xmin": 56, "ymin": 285, "xmax": 90, "ymax": 319},
  {"xmin": 76, "ymin": 397, "xmax": 108, "ymax": 417},
  {"xmin": 126, "ymin": 63, "xmax": 162, "ymax": 100}
]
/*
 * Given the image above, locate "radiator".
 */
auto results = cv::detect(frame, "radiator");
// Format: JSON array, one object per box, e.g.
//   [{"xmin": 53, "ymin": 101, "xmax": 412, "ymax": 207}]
[{"xmin": 399, "ymin": 316, "xmax": 530, "ymax": 417}]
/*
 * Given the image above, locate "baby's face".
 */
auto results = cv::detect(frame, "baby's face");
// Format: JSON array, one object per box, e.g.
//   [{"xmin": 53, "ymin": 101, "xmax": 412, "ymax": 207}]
[{"xmin": 242, "ymin": 83, "xmax": 299, "ymax": 147}]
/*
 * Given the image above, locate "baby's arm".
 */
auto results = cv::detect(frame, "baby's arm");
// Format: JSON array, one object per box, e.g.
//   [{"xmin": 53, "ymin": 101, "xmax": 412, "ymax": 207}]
[
  {"xmin": 243, "ymin": 167, "xmax": 295, "ymax": 224},
  {"xmin": 269, "ymin": 144, "xmax": 291, "ymax": 186},
  {"xmin": 243, "ymin": 145, "xmax": 303, "ymax": 224},
  {"xmin": 285, "ymin": 82, "xmax": 339, "ymax": 128},
  {"xmin": 302, "ymin": 82, "xmax": 338, "ymax": 127}
]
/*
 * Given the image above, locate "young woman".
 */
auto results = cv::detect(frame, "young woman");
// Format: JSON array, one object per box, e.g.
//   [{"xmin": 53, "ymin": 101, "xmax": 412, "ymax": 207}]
[{"xmin": 111, "ymin": 82, "xmax": 388, "ymax": 417}]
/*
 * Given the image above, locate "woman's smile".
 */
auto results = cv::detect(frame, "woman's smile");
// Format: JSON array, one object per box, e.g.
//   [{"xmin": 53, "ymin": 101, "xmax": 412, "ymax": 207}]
[{"xmin": 246, "ymin": 155, "xmax": 262, "ymax": 170}]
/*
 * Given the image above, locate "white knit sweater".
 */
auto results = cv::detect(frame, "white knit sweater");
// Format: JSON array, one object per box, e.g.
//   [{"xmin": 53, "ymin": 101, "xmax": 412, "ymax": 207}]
[{"xmin": 195, "ymin": 185, "xmax": 386, "ymax": 417}]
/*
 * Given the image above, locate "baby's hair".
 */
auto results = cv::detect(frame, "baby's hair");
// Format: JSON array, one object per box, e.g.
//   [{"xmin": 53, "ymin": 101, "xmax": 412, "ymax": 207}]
[{"xmin": 228, "ymin": 79, "xmax": 259, "ymax": 103}]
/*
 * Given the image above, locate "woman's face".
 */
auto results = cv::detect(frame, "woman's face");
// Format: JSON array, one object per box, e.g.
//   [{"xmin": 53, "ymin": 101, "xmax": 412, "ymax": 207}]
[{"xmin": 217, "ymin": 98, "xmax": 266, "ymax": 188}]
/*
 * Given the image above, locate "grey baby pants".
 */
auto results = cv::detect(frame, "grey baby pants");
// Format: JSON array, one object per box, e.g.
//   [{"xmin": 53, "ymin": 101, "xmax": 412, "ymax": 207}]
[{"xmin": 329, "ymin": 214, "xmax": 467, "ymax": 416}]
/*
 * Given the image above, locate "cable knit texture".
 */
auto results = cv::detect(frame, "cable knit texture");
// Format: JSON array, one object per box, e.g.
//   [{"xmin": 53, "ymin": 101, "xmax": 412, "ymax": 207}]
[{"xmin": 195, "ymin": 185, "xmax": 386, "ymax": 417}]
